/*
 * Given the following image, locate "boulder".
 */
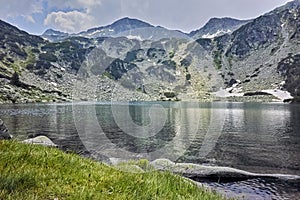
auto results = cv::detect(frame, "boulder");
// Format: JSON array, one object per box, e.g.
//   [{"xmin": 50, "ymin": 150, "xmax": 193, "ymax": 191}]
[
  {"xmin": 150, "ymin": 159, "xmax": 300, "ymax": 182},
  {"xmin": 22, "ymin": 136, "xmax": 58, "ymax": 147},
  {"xmin": 0, "ymin": 119, "xmax": 13, "ymax": 140},
  {"xmin": 151, "ymin": 159, "xmax": 258, "ymax": 181},
  {"xmin": 228, "ymin": 79, "xmax": 238, "ymax": 87}
]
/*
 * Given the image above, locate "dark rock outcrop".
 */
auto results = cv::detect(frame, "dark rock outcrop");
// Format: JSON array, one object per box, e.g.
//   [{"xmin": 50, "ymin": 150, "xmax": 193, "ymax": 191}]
[
  {"xmin": 0, "ymin": 119, "xmax": 12, "ymax": 140},
  {"xmin": 278, "ymin": 54, "xmax": 300, "ymax": 98}
]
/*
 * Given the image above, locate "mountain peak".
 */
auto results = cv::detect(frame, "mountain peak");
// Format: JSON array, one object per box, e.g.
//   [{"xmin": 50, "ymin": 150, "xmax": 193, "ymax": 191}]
[
  {"xmin": 284, "ymin": 0, "xmax": 300, "ymax": 8},
  {"xmin": 41, "ymin": 29, "xmax": 69, "ymax": 41},
  {"xmin": 207, "ymin": 17, "xmax": 249, "ymax": 23},
  {"xmin": 78, "ymin": 17, "xmax": 154, "ymax": 38},
  {"xmin": 268, "ymin": 0, "xmax": 300, "ymax": 14},
  {"xmin": 42, "ymin": 29, "xmax": 68, "ymax": 36},
  {"xmin": 112, "ymin": 17, "xmax": 139, "ymax": 23},
  {"xmin": 190, "ymin": 17, "xmax": 251, "ymax": 39},
  {"xmin": 110, "ymin": 17, "xmax": 153, "ymax": 29}
]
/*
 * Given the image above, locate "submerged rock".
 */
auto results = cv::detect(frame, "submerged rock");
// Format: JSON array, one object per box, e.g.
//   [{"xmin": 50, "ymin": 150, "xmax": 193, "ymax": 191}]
[
  {"xmin": 151, "ymin": 159, "xmax": 258, "ymax": 181},
  {"xmin": 22, "ymin": 136, "xmax": 58, "ymax": 147},
  {"xmin": 0, "ymin": 119, "xmax": 13, "ymax": 140},
  {"xmin": 150, "ymin": 159, "xmax": 300, "ymax": 182}
]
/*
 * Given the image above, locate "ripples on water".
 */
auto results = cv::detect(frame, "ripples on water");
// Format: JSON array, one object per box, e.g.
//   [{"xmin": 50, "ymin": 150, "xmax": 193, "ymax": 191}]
[
  {"xmin": 201, "ymin": 178, "xmax": 300, "ymax": 200},
  {"xmin": 0, "ymin": 102, "xmax": 299, "ymax": 199}
]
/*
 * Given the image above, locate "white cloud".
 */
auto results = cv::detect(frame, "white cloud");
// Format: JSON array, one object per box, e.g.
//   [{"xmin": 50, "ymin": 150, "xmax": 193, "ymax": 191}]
[
  {"xmin": 0, "ymin": 0, "xmax": 43, "ymax": 18},
  {"xmin": 48, "ymin": 0, "xmax": 102, "ymax": 12},
  {"xmin": 44, "ymin": 11, "xmax": 96, "ymax": 33},
  {"xmin": 45, "ymin": 0, "xmax": 103, "ymax": 32},
  {"xmin": 0, "ymin": 0, "xmax": 42, "ymax": 23}
]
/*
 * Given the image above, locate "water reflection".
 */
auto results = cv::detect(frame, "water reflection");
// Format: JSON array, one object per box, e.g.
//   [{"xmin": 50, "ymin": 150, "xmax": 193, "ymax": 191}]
[
  {"xmin": 0, "ymin": 102, "xmax": 299, "ymax": 174},
  {"xmin": 193, "ymin": 103, "xmax": 300, "ymax": 176},
  {"xmin": 1, "ymin": 102, "xmax": 299, "ymax": 199},
  {"xmin": 202, "ymin": 178, "xmax": 300, "ymax": 200},
  {"xmin": 72, "ymin": 102, "xmax": 207, "ymax": 161}
]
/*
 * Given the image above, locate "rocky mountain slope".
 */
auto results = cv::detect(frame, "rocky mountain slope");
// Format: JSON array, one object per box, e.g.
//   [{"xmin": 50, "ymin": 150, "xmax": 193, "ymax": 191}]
[
  {"xmin": 210, "ymin": 0, "xmax": 300, "ymax": 99},
  {"xmin": 189, "ymin": 17, "xmax": 252, "ymax": 39},
  {"xmin": 0, "ymin": 20, "xmax": 69, "ymax": 103},
  {"xmin": 0, "ymin": 0, "xmax": 300, "ymax": 103}
]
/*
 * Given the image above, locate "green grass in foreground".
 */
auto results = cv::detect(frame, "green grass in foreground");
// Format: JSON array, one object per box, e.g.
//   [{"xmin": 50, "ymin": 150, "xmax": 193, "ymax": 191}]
[{"xmin": 0, "ymin": 140, "xmax": 227, "ymax": 200}]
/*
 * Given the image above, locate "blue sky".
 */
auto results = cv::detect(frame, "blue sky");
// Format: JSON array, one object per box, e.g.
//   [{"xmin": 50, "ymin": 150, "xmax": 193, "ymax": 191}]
[{"xmin": 0, "ymin": 0, "xmax": 292, "ymax": 35}]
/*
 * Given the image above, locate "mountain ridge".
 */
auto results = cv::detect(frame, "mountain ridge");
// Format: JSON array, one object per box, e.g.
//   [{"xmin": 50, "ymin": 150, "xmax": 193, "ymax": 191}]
[
  {"xmin": 1, "ymin": 0, "xmax": 300, "ymax": 103},
  {"xmin": 189, "ymin": 17, "xmax": 252, "ymax": 39},
  {"xmin": 42, "ymin": 16, "xmax": 252, "ymax": 41}
]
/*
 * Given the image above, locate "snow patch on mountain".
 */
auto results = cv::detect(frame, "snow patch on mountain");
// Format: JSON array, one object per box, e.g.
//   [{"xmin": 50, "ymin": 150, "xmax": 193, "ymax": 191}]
[
  {"xmin": 201, "ymin": 29, "xmax": 232, "ymax": 39},
  {"xmin": 126, "ymin": 35, "xmax": 143, "ymax": 41}
]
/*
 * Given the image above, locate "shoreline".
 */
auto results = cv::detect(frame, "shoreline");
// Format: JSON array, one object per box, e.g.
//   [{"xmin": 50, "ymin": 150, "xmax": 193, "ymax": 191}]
[
  {"xmin": 0, "ymin": 97, "xmax": 297, "ymax": 105},
  {"xmin": 0, "ymin": 139, "xmax": 228, "ymax": 200},
  {"xmin": 2, "ymin": 137, "xmax": 300, "ymax": 200}
]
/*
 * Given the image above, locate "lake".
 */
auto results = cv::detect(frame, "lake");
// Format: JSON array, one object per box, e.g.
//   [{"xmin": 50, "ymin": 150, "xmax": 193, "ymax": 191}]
[{"xmin": 0, "ymin": 102, "xmax": 299, "ymax": 199}]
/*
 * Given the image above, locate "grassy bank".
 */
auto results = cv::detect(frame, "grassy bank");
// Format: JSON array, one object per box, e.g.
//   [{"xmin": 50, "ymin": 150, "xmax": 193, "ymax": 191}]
[{"xmin": 0, "ymin": 140, "xmax": 226, "ymax": 200}]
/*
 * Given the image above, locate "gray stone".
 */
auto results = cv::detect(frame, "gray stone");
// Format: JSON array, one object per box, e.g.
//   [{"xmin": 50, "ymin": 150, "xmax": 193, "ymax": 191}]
[
  {"xmin": 0, "ymin": 119, "xmax": 13, "ymax": 140},
  {"xmin": 22, "ymin": 136, "xmax": 58, "ymax": 147},
  {"xmin": 150, "ymin": 159, "xmax": 300, "ymax": 182}
]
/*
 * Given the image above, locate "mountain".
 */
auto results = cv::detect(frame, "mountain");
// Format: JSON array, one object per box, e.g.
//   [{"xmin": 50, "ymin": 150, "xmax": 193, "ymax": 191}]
[
  {"xmin": 204, "ymin": 0, "xmax": 300, "ymax": 100},
  {"xmin": 42, "ymin": 29, "xmax": 69, "ymax": 41},
  {"xmin": 0, "ymin": 19, "xmax": 44, "ymax": 76},
  {"xmin": 43, "ymin": 17, "xmax": 250, "ymax": 41},
  {"xmin": 0, "ymin": 20, "xmax": 97, "ymax": 103},
  {"xmin": 189, "ymin": 17, "xmax": 252, "ymax": 39},
  {"xmin": 0, "ymin": 20, "xmax": 44, "ymax": 49},
  {"xmin": 268, "ymin": 0, "xmax": 300, "ymax": 15},
  {"xmin": 42, "ymin": 17, "xmax": 154, "ymax": 41},
  {"xmin": 0, "ymin": 18, "xmax": 197, "ymax": 103},
  {"xmin": 78, "ymin": 17, "xmax": 154, "ymax": 38},
  {"xmin": 0, "ymin": 20, "xmax": 68, "ymax": 103},
  {"xmin": 0, "ymin": 0, "xmax": 300, "ymax": 103},
  {"xmin": 43, "ymin": 17, "xmax": 189, "ymax": 41}
]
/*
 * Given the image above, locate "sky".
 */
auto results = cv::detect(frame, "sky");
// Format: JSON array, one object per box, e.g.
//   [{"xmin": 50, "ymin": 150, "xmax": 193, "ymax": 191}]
[{"xmin": 0, "ymin": 0, "xmax": 293, "ymax": 35}]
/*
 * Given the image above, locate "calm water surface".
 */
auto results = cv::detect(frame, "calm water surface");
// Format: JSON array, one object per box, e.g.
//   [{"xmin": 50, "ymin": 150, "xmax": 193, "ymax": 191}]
[{"xmin": 0, "ymin": 102, "xmax": 299, "ymax": 199}]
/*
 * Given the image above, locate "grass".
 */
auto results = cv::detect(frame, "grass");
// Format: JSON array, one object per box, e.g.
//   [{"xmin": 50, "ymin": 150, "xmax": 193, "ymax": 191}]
[
  {"xmin": 0, "ymin": 140, "xmax": 227, "ymax": 200},
  {"xmin": 213, "ymin": 50, "xmax": 222, "ymax": 70}
]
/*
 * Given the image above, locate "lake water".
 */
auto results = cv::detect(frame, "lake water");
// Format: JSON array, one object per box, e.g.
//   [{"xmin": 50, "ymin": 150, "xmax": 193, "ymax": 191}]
[{"xmin": 0, "ymin": 102, "xmax": 299, "ymax": 199}]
